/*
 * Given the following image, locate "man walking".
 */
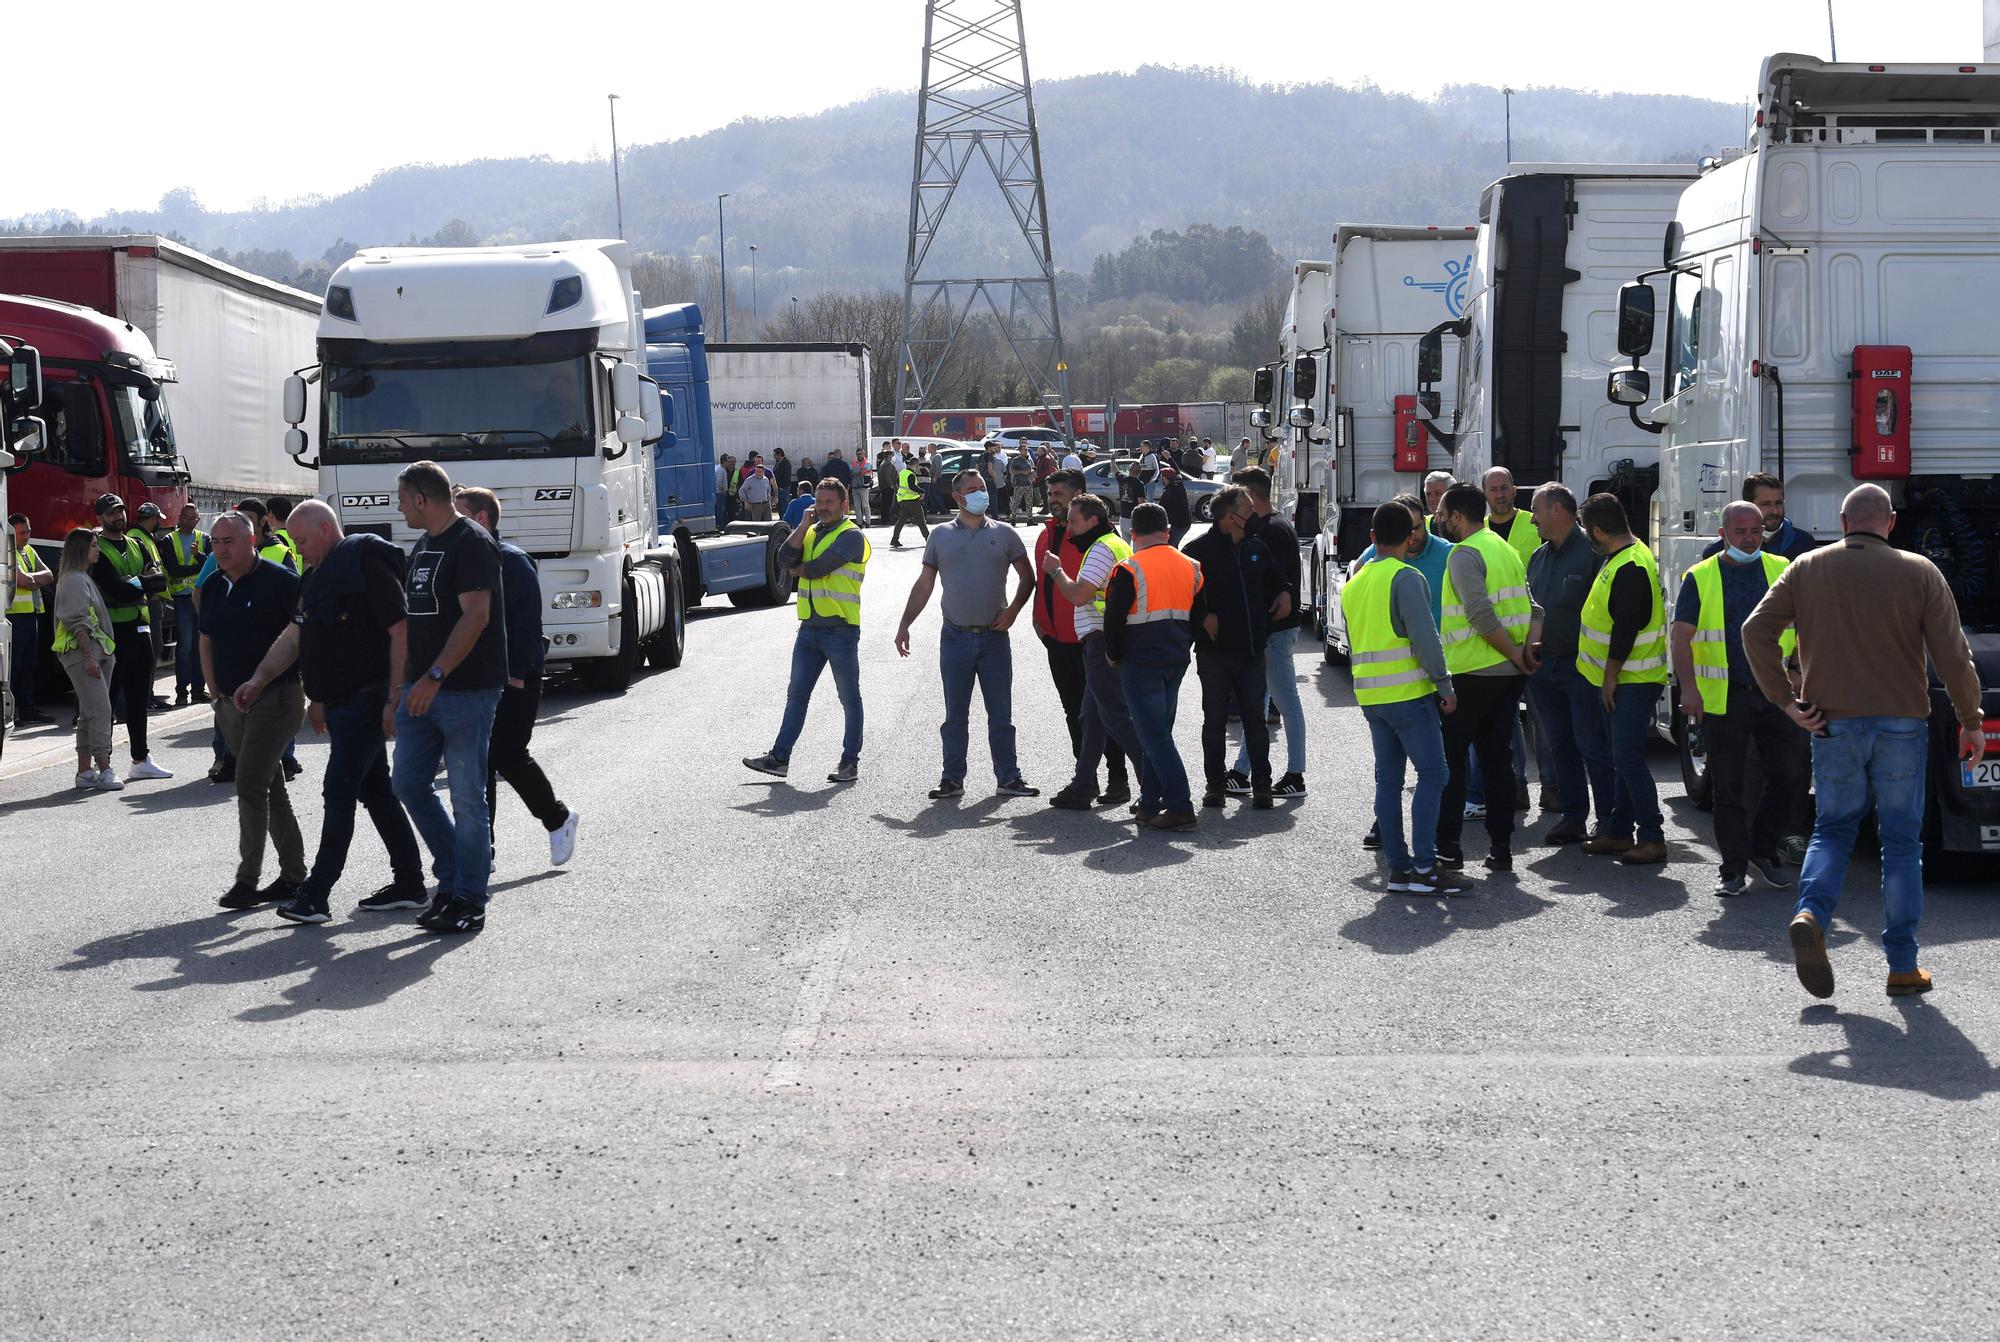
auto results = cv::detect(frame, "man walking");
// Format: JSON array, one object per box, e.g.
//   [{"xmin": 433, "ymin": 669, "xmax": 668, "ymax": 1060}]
[
  {"xmin": 91, "ymin": 494, "xmax": 171, "ymax": 780},
  {"xmin": 456, "ymin": 487, "xmax": 581, "ymax": 871},
  {"xmin": 228, "ymin": 502, "xmax": 429, "ymax": 924},
  {"xmin": 1432, "ymin": 484, "xmax": 1539, "ymax": 872},
  {"xmin": 738, "ymin": 456, "xmax": 775, "ymax": 521},
  {"xmin": 1524, "ymin": 483, "xmax": 1612, "ymax": 845},
  {"xmin": 1007, "ymin": 447, "xmax": 1036, "ymax": 521},
  {"xmin": 1042, "ymin": 493, "xmax": 1147, "ymax": 812},
  {"xmin": 1033, "ymin": 470, "xmax": 1129, "ymax": 806},
  {"xmin": 1746, "ymin": 484, "xmax": 1987, "ymax": 1000},
  {"xmin": 1671, "ymin": 501, "xmax": 1807, "ymax": 897},
  {"xmin": 1345, "ymin": 501, "xmax": 1466, "ymax": 894},
  {"xmin": 158, "ymin": 503, "xmax": 209, "ymax": 706},
  {"xmin": 390, "ymin": 461, "xmax": 509, "ymax": 935},
  {"xmin": 1575, "ymin": 493, "xmax": 1669, "ymax": 866},
  {"xmin": 1183, "ymin": 486, "xmax": 1278, "ymax": 810},
  {"xmin": 201, "ymin": 513, "xmax": 306, "ymax": 909},
  {"xmin": 1103, "ymin": 503, "xmax": 1204, "ymax": 830},
  {"xmin": 1230, "ymin": 437, "xmax": 1251, "ymax": 478},
  {"xmin": 890, "ymin": 456, "xmax": 930, "ymax": 548},
  {"xmin": 1225, "ymin": 468, "xmax": 1306, "ymax": 798},
  {"xmin": 895, "ymin": 470, "xmax": 1039, "ymax": 800},
  {"xmin": 744, "ymin": 479, "xmax": 869, "ymax": 783},
  {"xmin": 8, "ymin": 512, "xmax": 53, "ymax": 725}
]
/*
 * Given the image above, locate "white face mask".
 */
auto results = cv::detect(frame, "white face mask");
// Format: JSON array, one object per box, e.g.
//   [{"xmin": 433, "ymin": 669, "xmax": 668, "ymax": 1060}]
[
  {"xmin": 964, "ymin": 491, "xmax": 991, "ymax": 516},
  {"xmin": 1725, "ymin": 544, "xmax": 1760, "ymax": 564}
]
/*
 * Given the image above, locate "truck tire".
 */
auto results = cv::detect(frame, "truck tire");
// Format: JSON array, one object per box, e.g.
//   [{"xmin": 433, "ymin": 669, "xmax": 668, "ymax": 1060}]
[
  {"xmin": 728, "ymin": 524, "xmax": 797, "ymax": 608},
  {"xmin": 1676, "ymin": 707, "xmax": 1714, "ymax": 811},
  {"xmin": 582, "ymin": 575, "xmax": 641, "ymax": 693},
  {"xmin": 648, "ymin": 563, "xmax": 686, "ymax": 669}
]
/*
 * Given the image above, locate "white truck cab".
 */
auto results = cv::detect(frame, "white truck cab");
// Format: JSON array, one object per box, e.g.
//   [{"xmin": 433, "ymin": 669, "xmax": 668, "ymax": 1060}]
[{"xmin": 284, "ymin": 240, "xmax": 683, "ymax": 690}]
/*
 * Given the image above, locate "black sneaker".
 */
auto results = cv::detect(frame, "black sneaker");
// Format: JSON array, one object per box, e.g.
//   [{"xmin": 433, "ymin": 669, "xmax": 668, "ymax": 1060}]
[
  {"xmin": 356, "ymin": 882, "xmax": 431, "ymax": 913},
  {"xmin": 827, "ymin": 757, "xmax": 859, "ymax": 784},
  {"xmin": 1483, "ymin": 849, "xmax": 1513, "ymax": 873},
  {"xmin": 1749, "ymin": 854, "xmax": 1795, "ymax": 890},
  {"xmin": 1386, "ymin": 868, "xmax": 1421, "ymax": 892},
  {"xmin": 1271, "ymin": 773, "xmax": 1307, "ymax": 798},
  {"xmin": 275, "ymin": 890, "xmax": 332, "ymax": 924},
  {"xmin": 258, "ymin": 877, "xmax": 302, "ymax": 905},
  {"xmin": 417, "ymin": 897, "xmax": 485, "ymax": 935},
  {"xmin": 212, "ymin": 760, "xmax": 236, "ymax": 785},
  {"xmin": 1362, "ymin": 821, "xmax": 1382, "ymax": 851},
  {"xmin": 1433, "ymin": 845, "xmax": 1465, "ymax": 872},
  {"xmin": 1252, "ymin": 785, "xmax": 1274, "ymax": 811},
  {"xmin": 742, "ymin": 752, "xmax": 789, "ymax": 779},
  {"xmin": 996, "ymin": 776, "xmax": 1040, "ymax": 797},
  {"xmin": 1202, "ymin": 786, "xmax": 1226, "ymax": 808},
  {"xmin": 928, "ymin": 777, "xmax": 964, "ymax": 799},
  {"xmin": 282, "ymin": 757, "xmax": 303, "ymax": 783},
  {"xmin": 1409, "ymin": 867, "xmax": 1471, "ymax": 896},
  {"xmin": 1096, "ymin": 779, "xmax": 1132, "ymax": 806},
  {"xmin": 1221, "ymin": 769, "xmax": 1252, "ymax": 797},
  {"xmin": 1048, "ymin": 783, "xmax": 1095, "ymax": 810},
  {"xmin": 217, "ymin": 881, "xmax": 270, "ymax": 910}
]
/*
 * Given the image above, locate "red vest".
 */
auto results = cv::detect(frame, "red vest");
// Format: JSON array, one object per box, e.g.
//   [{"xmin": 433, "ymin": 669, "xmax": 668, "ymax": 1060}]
[{"xmin": 1033, "ymin": 517, "xmax": 1089, "ymax": 643}]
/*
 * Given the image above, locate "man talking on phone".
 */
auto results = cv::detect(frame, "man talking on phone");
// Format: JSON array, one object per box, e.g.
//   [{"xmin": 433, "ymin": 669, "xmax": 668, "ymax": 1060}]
[
  {"xmin": 743, "ymin": 479, "xmax": 870, "ymax": 784},
  {"xmin": 1745, "ymin": 483, "xmax": 1987, "ymax": 1001}
]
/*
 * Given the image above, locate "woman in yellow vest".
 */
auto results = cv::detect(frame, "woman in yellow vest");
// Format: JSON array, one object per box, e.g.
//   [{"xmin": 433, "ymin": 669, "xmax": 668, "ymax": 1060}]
[
  {"xmin": 1340, "ymin": 501, "xmax": 1467, "ymax": 894},
  {"xmin": 50, "ymin": 528, "xmax": 123, "ymax": 791},
  {"xmin": 1574, "ymin": 493, "xmax": 1669, "ymax": 865}
]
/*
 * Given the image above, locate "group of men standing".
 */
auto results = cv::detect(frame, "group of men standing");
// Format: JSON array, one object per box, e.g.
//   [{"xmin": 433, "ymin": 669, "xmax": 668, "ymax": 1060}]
[{"xmin": 742, "ymin": 464, "xmax": 1307, "ymax": 831}]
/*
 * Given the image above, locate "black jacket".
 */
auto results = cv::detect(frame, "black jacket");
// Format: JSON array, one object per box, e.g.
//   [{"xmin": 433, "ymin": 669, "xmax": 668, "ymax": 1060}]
[
  {"xmin": 1247, "ymin": 513, "xmax": 1302, "ymax": 632},
  {"xmin": 1181, "ymin": 529, "xmax": 1278, "ymax": 658},
  {"xmin": 1161, "ymin": 481, "xmax": 1191, "ymax": 529}
]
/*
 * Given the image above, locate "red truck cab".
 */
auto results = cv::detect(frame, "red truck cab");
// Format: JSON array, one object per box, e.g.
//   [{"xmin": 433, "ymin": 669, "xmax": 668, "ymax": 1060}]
[{"xmin": 0, "ymin": 293, "xmax": 188, "ymax": 553}]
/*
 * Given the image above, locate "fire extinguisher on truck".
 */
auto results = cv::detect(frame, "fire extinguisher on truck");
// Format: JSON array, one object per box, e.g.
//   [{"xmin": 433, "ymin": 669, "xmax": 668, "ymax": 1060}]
[{"xmin": 1849, "ymin": 345, "xmax": 1912, "ymax": 480}]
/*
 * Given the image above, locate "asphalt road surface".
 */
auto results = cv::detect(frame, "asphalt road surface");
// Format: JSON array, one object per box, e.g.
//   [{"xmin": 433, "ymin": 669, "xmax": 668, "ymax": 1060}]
[{"xmin": 4, "ymin": 521, "xmax": 1997, "ymax": 1339}]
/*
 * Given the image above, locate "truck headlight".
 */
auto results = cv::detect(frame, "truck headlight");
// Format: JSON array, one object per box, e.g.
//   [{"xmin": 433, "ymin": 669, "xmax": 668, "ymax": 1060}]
[{"xmin": 551, "ymin": 590, "xmax": 602, "ymax": 610}]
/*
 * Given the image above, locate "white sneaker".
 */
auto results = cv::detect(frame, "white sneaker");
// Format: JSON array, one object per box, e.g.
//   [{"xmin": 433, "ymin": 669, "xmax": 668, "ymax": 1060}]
[
  {"xmin": 74, "ymin": 770, "xmax": 98, "ymax": 791},
  {"xmin": 128, "ymin": 756, "xmax": 173, "ymax": 781},
  {"xmin": 93, "ymin": 768, "xmax": 125, "ymax": 791},
  {"xmin": 550, "ymin": 810, "xmax": 580, "ymax": 866}
]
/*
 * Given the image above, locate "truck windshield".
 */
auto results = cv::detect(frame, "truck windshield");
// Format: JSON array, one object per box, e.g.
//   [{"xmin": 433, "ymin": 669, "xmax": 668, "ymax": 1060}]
[
  {"xmin": 108, "ymin": 381, "xmax": 179, "ymax": 468},
  {"xmin": 323, "ymin": 356, "xmax": 595, "ymax": 465}
]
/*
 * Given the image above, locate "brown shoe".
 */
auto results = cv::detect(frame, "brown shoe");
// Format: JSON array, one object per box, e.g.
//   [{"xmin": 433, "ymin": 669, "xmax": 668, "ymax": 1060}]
[
  {"xmin": 1149, "ymin": 811, "xmax": 1198, "ymax": 832},
  {"xmin": 1583, "ymin": 835, "xmax": 1636, "ymax": 856},
  {"xmin": 1616, "ymin": 841, "xmax": 1669, "ymax": 866},
  {"xmin": 1887, "ymin": 968, "xmax": 1934, "ymax": 998},
  {"xmin": 1788, "ymin": 911, "xmax": 1835, "ymax": 999}
]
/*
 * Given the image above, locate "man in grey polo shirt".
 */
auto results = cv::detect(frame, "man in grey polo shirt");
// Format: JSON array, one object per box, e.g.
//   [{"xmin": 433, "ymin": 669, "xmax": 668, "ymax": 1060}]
[{"xmin": 895, "ymin": 470, "xmax": 1040, "ymax": 801}]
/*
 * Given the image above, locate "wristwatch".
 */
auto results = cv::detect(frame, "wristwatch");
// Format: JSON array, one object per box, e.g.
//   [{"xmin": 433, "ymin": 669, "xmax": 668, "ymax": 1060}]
[{"xmin": 426, "ymin": 665, "xmax": 445, "ymax": 683}]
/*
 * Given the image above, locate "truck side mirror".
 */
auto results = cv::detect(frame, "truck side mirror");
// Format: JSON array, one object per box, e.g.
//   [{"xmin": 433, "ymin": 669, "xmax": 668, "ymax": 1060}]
[
  {"xmin": 8, "ymin": 345, "xmax": 43, "ymax": 412},
  {"xmin": 612, "ymin": 363, "xmax": 643, "ymax": 416},
  {"xmin": 1249, "ymin": 408, "xmax": 1272, "ymax": 429},
  {"xmin": 616, "ymin": 414, "xmax": 647, "ymax": 445},
  {"xmin": 284, "ymin": 427, "xmax": 309, "ymax": 457},
  {"xmin": 642, "ymin": 377, "xmax": 666, "ymax": 445},
  {"xmin": 1606, "ymin": 367, "xmax": 1652, "ymax": 407},
  {"xmin": 1419, "ymin": 389, "xmax": 1441, "ymax": 419},
  {"xmin": 1288, "ymin": 406, "xmax": 1316, "ymax": 427},
  {"xmin": 282, "ymin": 374, "xmax": 308, "ymax": 426},
  {"xmin": 1417, "ymin": 332, "xmax": 1442, "ymax": 387},
  {"xmin": 8, "ymin": 415, "xmax": 46, "ymax": 460},
  {"xmin": 1253, "ymin": 367, "xmax": 1274, "ymax": 406},
  {"xmin": 1291, "ymin": 354, "xmax": 1317, "ymax": 402},
  {"xmin": 1616, "ymin": 282, "xmax": 1656, "ymax": 358}
]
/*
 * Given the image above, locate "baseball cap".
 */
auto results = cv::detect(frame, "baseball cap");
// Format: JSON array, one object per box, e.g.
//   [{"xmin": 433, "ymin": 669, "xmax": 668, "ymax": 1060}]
[
  {"xmin": 135, "ymin": 502, "xmax": 166, "ymax": 520},
  {"xmin": 93, "ymin": 493, "xmax": 126, "ymax": 516}
]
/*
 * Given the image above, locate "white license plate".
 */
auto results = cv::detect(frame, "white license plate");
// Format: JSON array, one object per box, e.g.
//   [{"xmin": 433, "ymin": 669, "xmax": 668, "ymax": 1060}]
[{"xmin": 1963, "ymin": 759, "xmax": 2000, "ymax": 790}]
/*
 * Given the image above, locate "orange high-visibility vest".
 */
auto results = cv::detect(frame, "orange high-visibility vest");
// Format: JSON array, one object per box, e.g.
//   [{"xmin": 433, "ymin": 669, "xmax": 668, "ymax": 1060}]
[{"xmin": 1115, "ymin": 543, "xmax": 1204, "ymax": 624}]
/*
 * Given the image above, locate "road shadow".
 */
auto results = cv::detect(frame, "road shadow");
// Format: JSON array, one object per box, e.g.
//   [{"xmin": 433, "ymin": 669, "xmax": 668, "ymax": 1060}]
[
  {"xmin": 873, "ymin": 793, "xmax": 1015, "ymax": 838},
  {"xmin": 115, "ymin": 778, "xmax": 239, "ymax": 815},
  {"xmin": 1310, "ymin": 663, "xmax": 1358, "ymax": 711},
  {"xmin": 1518, "ymin": 845, "xmax": 1691, "ymax": 919},
  {"xmin": 1790, "ymin": 999, "xmax": 2000, "ymax": 1100},
  {"xmin": 1001, "ymin": 804, "xmax": 1269, "ymax": 874},
  {"xmin": 1338, "ymin": 872, "xmax": 1556, "ymax": 954},
  {"xmin": 0, "ymin": 785, "xmax": 102, "ymax": 816},
  {"xmin": 1696, "ymin": 875, "xmax": 2000, "ymax": 969}
]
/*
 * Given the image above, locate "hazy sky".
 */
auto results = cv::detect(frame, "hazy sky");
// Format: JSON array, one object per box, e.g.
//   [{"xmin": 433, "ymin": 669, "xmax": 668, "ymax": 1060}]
[{"xmin": 9, "ymin": 0, "xmax": 1980, "ymax": 216}]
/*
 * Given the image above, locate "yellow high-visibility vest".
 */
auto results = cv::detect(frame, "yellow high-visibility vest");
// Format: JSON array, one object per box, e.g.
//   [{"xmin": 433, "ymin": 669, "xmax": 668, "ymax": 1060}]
[
  {"xmin": 9, "ymin": 541, "xmax": 46, "ymax": 615},
  {"xmin": 797, "ymin": 519, "xmax": 870, "ymax": 626},
  {"xmin": 1579, "ymin": 540, "xmax": 1667, "ymax": 687},
  {"xmin": 1686, "ymin": 551, "xmax": 1794, "ymax": 714},
  {"xmin": 1438, "ymin": 526, "xmax": 1530, "ymax": 675},
  {"xmin": 1341, "ymin": 556, "xmax": 1436, "ymax": 705}
]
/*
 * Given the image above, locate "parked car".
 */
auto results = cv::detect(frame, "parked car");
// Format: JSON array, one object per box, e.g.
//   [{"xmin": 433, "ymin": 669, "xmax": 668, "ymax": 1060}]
[
  {"xmin": 982, "ymin": 425, "xmax": 1070, "ymax": 454},
  {"xmin": 1079, "ymin": 459, "xmax": 1220, "ymax": 521}
]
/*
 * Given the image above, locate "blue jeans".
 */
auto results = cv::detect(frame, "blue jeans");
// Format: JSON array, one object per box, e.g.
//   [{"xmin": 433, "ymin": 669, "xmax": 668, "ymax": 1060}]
[
  {"xmin": 1364, "ymin": 696, "xmax": 1447, "ymax": 872},
  {"xmin": 1528, "ymin": 657, "xmax": 1614, "ymax": 826},
  {"xmin": 173, "ymin": 593, "xmax": 204, "ymax": 696},
  {"xmin": 939, "ymin": 623, "xmax": 1017, "ymax": 783},
  {"xmin": 1120, "ymin": 659, "xmax": 1192, "ymax": 815},
  {"xmin": 391, "ymin": 685, "xmax": 501, "ymax": 907},
  {"xmin": 772, "ymin": 623, "xmax": 862, "ymax": 763},
  {"xmin": 1794, "ymin": 716, "xmax": 1929, "ymax": 973},
  {"xmin": 1604, "ymin": 682, "xmax": 1665, "ymax": 844},
  {"xmin": 1075, "ymin": 635, "xmax": 1146, "ymax": 791},
  {"xmin": 1235, "ymin": 625, "xmax": 1307, "ymax": 775},
  {"xmin": 306, "ymin": 685, "xmax": 424, "ymax": 898}
]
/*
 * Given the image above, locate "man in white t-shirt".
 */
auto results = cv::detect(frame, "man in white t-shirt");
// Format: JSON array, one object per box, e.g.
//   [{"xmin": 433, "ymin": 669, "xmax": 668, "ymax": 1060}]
[
  {"xmin": 1039, "ymin": 491, "xmax": 1147, "ymax": 809},
  {"xmin": 1201, "ymin": 438, "xmax": 1217, "ymax": 477},
  {"xmin": 1137, "ymin": 442, "xmax": 1162, "ymax": 502},
  {"xmin": 1060, "ymin": 447, "xmax": 1084, "ymax": 472}
]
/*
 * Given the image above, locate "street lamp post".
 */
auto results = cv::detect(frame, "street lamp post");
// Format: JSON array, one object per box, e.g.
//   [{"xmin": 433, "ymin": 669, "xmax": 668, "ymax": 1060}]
[
  {"xmin": 607, "ymin": 94, "xmax": 624, "ymax": 240},
  {"xmin": 1502, "ymin": 86, "xmax": 1514, "ymax": 166},
  {"xmin": 717, "ymin": 193, "xmax": 731, "ymax": 341},
  {"xmin": 790, "ymin": 295, "xmax": 799, "ymax": 336},
  {"xmin": 749, "ymin": 244, "xmax": 759, "ymax": 334}
]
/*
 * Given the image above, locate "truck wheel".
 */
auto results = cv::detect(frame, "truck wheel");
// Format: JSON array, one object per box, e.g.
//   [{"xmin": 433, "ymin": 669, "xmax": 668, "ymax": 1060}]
[
  {"xmin": 1676, "ymin": 707, "xmax": 1714, "ymax": 811},
  {"xmin": 648, "ymin": 564, "xmax": 686, "ymax": 669},
  {"xmin": 728, "ymin": 525, "xmax": 797, "ymax": 608},
  {"xmin": 582, "ymin": 576, "xmax": 641, "ymax": 693}
]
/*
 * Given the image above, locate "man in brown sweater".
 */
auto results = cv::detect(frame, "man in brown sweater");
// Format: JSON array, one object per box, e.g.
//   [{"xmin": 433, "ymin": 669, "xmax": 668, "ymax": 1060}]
[{"xmin": 1743, "ymin": 484, "xmax": 1986, "ymax": 1001}]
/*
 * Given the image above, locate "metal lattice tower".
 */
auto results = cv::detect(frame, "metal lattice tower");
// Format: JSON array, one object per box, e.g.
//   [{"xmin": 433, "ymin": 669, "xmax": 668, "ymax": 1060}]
[{"xmin": 893, "ymin": 0, "xmax": 1072, "ymax": 439}]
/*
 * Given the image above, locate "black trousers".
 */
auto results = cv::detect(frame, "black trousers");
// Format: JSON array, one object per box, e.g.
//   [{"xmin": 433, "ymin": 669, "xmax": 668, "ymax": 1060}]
[
  {"xmin": 1043, "ymin": 636, "xmax": 1126, "ymax": 781},
  {"xmin": 1198, "ymin": 652, "xmax": 1270, "ymax": 786},
  {"xmin": 487, "ymin": 680, "xmax": 567, "ymax": 842},
  {"xmin": 1703, "ymin": 693, "xmax": 1808, "ymax": 877},
  {"xmin": 891, "ymin": 500, "xmax": 930, "ymax": 544},
  {"xmin": 1437, "ymin": 672, "xmax": 1525, "ymax": 851},
  {"xmin": 113, "ymin": 623, "xmax": 153, "ymax": 760}
]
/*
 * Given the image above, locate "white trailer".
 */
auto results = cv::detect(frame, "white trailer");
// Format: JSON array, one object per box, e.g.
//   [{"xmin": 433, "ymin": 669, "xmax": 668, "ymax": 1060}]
[
  {"xmin": 705, "ymin": 343, "xmax": 872, "ymax": 476},
  {"xmin": 0, "ymin": 235, "xmax": 321, "ymax": 504},
  {"xmin": 283, "ymin": 240, "xmax": 685, "ymax": 691},
  {"xmin": 1297, "ymin": 226, "xmax": 1477, "ymax": 661},
  {"xmin": 1605, "ymin": 55, "xmax": 2000, "ymax": 862}
]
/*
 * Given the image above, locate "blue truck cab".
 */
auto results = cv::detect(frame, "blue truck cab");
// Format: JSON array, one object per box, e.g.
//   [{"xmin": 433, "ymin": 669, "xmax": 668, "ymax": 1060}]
[{"xmin": 644, "ymin": 302, "xmax": 792, "ymax": 608}]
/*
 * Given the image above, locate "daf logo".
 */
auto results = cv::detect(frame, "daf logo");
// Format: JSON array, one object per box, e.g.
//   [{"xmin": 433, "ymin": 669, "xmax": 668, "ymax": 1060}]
[
  {"xmin": 341, "ymin": 493, "xmax": 392, "ymax": 508},
  {"xmin": 1981, "ymin": 825, "xmax": 2000, "ymax": 848},
  {"xmin": 534, "ymin": 488, "xmax": 575, "ymax": 502}
]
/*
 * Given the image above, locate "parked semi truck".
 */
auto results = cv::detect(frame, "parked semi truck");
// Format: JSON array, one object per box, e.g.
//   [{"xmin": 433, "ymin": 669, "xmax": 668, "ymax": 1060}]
[
  {"xmin": 1, "ymin": 335, "xmax": 48, "ymax": 757},
  {"xmin": 1268, "ymin": 226, "xmax": 1475, "ymax": 662},
  {"xmin": 281, "ymin": 239, "xmax": 685, "ymax": 691},
  {"xmin": 0, "ymin": 236, "xmax": 322, "ymax": 542},
  {"xmin": 1605, "ymin": 54, "xmax": 2000, "ymax": 865}
]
